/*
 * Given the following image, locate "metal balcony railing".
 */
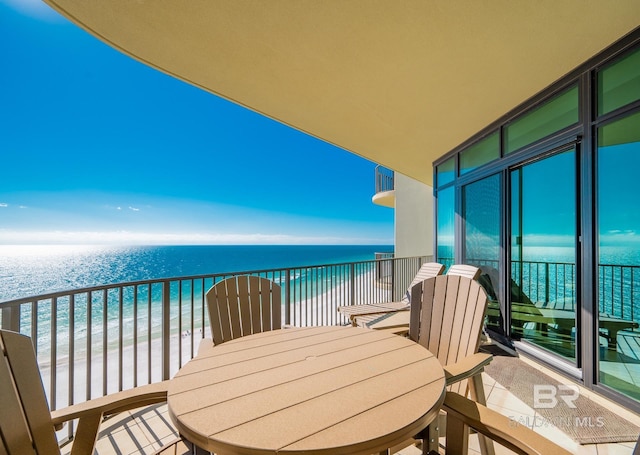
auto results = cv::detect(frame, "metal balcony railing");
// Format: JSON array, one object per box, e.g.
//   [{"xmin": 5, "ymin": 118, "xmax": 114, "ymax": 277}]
[
  {"xmin": 440, "ymin": 257, "xmax": 639, "ymax": 319},
  {"xmin": 374, "ymin": 165, "xmax": 394, "ymax": 194},
  {"xmin": 374, "ymin": 251, "xmax": 394, "ymax": 286},
  {"xmin": 0, "ymin": 255, "xmax": 429, "ymax": 445},
  {"xmin": 599, "ymin": 263, "xmax": 638, "ymax": 321},
  {"xmin": 4, "ymin": 253, "xmax": 633, "ymax": 446}
]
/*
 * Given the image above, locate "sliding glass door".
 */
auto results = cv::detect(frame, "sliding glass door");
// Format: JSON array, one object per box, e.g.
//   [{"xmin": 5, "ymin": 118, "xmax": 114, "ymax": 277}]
[{"xmin": 510, "ymin": 148, "xmax": 577, "ymax": 362}]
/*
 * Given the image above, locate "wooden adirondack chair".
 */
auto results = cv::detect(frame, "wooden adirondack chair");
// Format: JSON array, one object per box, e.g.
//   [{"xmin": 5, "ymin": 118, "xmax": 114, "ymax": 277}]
[
  {"xmin": 206, "ymin": 275, "xmax": 282, "ymax": 345},
  {"xmin": 442, "ymin": 392, "xmax": 572, "ymax": 455},
  {"xmin": 354, "ymin": 262, "xmax": 483, "ymax": 334},
  {"xmin": 343, "ymin": 262, "xmax": 445, "ymax": 327},
  {"xmin": 409, "ymin": 275, "xmax": 494, "ymax": 455},
  {"xmin": 363, "ymin": 264, "xmax": 488, "ymax": 337},
  {"xmin": 402, "ymin": 262, "xmax": 448, "ymax": 302},
  {"xmin": 0, "ymin": 329, "xmax": 202, "ymax": 455},
  {"xmin": 446, "ymin": 264, "xmax": 482, "ymax": 280}
]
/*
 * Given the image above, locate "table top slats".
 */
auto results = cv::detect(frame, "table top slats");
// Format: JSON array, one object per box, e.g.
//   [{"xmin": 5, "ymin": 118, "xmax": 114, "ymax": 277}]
[
  {"xmin": 282, "ymin": 381, "xmax": 445, "ymax": 455},
  {"xmin": 171, "ymin": 343, "xmax": 434, "ymax": 430},
  {"xmin": 191, "ymin": 326, "xmax": 348, "ymax": 361},
  {"xmin": 169, "ymin": 335, "xmax": 414, "ymax": 415},
  {"xmin": 209, "ymin": 358, "xmax": 441, "ymax": 453},
  {"xmin": 172, "ymin": 329, "xmax": 398, "ymax": 385},
  {"xmin": 168, "ymin": 326, "xmax": 445, "ymax": 455}
]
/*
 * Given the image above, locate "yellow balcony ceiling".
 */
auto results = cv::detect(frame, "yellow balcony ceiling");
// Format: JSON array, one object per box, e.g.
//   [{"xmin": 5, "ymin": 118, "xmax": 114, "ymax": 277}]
[{"xmin": 45, "ymin": 0, "xmax": 640, "ymax": 186}]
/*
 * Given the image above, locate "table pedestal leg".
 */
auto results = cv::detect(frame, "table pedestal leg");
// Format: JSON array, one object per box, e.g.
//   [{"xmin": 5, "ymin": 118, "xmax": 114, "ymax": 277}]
[{"xmin": 419, "ymin": 420, "xmax": 439, "ymax": 455}]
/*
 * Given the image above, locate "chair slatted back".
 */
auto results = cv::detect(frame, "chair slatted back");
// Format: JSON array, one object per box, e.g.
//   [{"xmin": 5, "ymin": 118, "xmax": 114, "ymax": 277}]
[
  {"xmin": 446, "ymin": 264, "xmax": 482, "ymax": 280},
  {"xmin": 409, "ymin": 275, "xmax": 488, "ymax": 394},
  {"xmin": 0, "ymin": 330, "xmax": 60, "ymax": 455},
  {"xmin": 206, "ymin": 276, "xmax": 282, "ymax": 345},
  {"xmin": 401, "ymin": 262, "xmax": 445, "ymax": 303}
]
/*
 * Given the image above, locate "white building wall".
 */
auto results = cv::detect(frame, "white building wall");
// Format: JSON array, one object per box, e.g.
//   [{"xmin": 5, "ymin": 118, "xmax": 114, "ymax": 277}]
[{"xmin": 393, "ymin": 173, "xmax": 434, "ymax": 259}]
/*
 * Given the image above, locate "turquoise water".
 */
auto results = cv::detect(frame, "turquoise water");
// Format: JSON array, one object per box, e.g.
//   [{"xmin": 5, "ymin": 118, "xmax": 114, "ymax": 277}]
[
  {"xmin": 0, "ymin": 244, "xmax": 392, "ymax": 303},
  {"xmin": 0, "ymin": 244, "xmax": 392, "ymax": 353}
]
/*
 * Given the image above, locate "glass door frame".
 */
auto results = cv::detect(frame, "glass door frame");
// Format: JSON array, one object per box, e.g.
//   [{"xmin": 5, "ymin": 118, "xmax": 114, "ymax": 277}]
[{"xmin": 505, "ymin": 142, "xmax": 583, "ymax": 371}]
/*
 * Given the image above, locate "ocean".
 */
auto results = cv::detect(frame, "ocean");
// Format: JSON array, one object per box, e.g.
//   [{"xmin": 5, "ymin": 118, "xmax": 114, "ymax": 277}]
[
  {"xmin": 2, "ymin": 242, "xmax": 637, "ymax": 337},
  {"xmin": 0, "ymin": 244, "xmax": 393, "ymax": 303},
  {"xmin": 0, "ymin": 244, "xmax": 395, "ymax": 360}
]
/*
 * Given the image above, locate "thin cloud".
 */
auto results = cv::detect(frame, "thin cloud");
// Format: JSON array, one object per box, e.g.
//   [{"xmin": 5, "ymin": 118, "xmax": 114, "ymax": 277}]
[
  {"xmin": 606, "ymin": 229, "xmax": 636, "ymax": 236},
  {"xmin": 128, "ymin": 206, "xmax": 140, "ymax": 212},
  {"xmin": 0, "ymin": 203, "xmax": 7, "ymax": 208},
  {"xmin": 0, "ymin": 230, "xmax": 392, "ymax": 246},
  {"xmin": 3, "ymin": 0, "xmax": 64, "ymax": 22}
]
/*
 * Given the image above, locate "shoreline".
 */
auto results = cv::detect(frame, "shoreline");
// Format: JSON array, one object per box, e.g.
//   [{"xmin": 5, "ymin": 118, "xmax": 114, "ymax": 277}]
[{"xmin": 39, "ymin": 267, "xmax": 392, "ymax": 406}]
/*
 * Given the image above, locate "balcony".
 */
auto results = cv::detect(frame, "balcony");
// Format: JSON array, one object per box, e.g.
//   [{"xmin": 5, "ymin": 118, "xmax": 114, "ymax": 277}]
[
  {"xmin": 372, "ymin": 165, "xmax": 395, "ymax": 208},
  {"xmin": 1, "ymin": 256, "xmax": 639, "ymax": 454}
]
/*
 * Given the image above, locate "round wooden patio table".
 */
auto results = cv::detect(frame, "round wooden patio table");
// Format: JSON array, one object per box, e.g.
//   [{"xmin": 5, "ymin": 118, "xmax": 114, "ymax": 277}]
[{"xmin": 167, "ymin": 326, "xmax": 445, "ymax": 455}]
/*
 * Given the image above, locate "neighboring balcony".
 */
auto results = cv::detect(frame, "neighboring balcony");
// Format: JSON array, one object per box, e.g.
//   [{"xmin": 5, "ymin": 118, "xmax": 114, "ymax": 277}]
[{"xmin": 372, "ymin": 165, "xmax": 395, "ymax": 208}]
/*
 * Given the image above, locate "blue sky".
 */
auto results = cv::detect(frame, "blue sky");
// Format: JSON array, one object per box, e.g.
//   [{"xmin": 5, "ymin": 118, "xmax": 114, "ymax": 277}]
[{"xmin": 0, "ymin": 0, "xmax": 394, "ymax": 245}]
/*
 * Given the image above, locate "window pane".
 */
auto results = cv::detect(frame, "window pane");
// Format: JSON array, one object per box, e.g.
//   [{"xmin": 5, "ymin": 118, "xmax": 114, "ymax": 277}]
[
  {"xmin": 597, "ymin": 111, "xmax": 640, "ymax": 401},
  {"xmin": 505, "ymin": 86, "xmax": 579, "ymax": 154},
  {"xmin": 460, "ymin": 132, "xmax": 500, "ymax": 175},
  {"xmin": 463, "ymin": 174, "xmax": 502, "ymax": 335},
  {"xmin": 436, "ymin": 186, "xmax": 455, "ymax": 268},
  {"xmin": 436, "ymin": 157, "xmax": 455, "ymax": 187},
  {"xmin": 598, "ymin": 48, "xmax": 640, "ymax": 116}
]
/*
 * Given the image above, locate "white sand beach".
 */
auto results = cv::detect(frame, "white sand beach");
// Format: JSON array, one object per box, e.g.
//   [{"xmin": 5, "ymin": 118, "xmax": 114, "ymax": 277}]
[{"xmin": 38, "ymin": 267, "xmax": 394, "ymax": 421}]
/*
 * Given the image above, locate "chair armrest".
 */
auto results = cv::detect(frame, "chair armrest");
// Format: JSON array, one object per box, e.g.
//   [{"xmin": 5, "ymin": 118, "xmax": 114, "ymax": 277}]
[
  {"xmin": 443, "ymin": 392, "xmax": 572, "ymax": 455},
  {"xmin": 50, "ymin": 381, "xmax": 168, "ymax": 430},
  {"xmin": 197, "ymin": 337, "xmax": 215, "ymax": 355},
  {"xmin": 444, "ymin": 352, "xmax": 493, "ymax": 385},
  {"xmin": 375, "ymin": 327, "xmax": 409, "ymax": 336}
]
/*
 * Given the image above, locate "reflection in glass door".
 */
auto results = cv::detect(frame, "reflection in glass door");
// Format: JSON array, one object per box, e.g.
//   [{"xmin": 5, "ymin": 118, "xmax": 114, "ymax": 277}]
[
  {"xmin": 597, "ymin": 112, "xmax": 640, "ymax": 401},
  {"xmin": 510, "ymin": 149, "xmax": 577, "ymax": 362},
  {"xmin": 463, "ymin": 174, "xmax": 502, "ymax": 336}
]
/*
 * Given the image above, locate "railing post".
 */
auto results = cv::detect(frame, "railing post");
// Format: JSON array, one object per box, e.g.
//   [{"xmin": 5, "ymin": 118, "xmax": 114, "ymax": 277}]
[
  {"xmin": 631, "ymin": 267, "xmax": 635, "ymax": 322},
  {"xmin": 162, "ymin": 281, "xmax": 171, "ymax": 381},
  {"xmin": 1, "ymin": 305, "xmax": 20, "ymax": 331},
  {"xmin": 350, "ymin": 263, "xmax": 355, "ymax": 306},
  {"xmin": 285, "ymin": 269, "xmax": 291, "ymax": 326},
  {"xmin": 544, "ymin": 262, "xmax": 550, "ymax": 304},
  {"xmin": 620, "ymin": 268, "xmax": 625, "ymax": 320},
  {"xmin": 51, "ymin": 297, "xmax": 57, "ymax": 411},
  {"xmin": 611, "ymin": 266, "xmax": 616, "ymax": 316},
  {"xmin": 391, "ymin": 258, "xmax": 396, "ymax": 302}
]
